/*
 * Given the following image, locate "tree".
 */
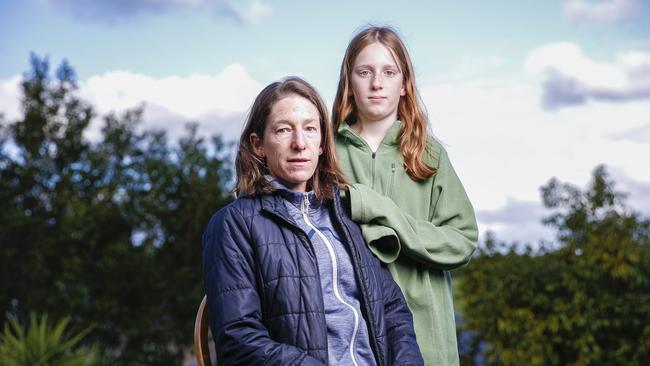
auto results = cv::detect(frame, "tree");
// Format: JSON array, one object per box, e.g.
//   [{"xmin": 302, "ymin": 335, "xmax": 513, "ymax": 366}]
[
  {"xmin": 456, "ymin": 166, "xmax": 650, "ymax": 366},
  {"xmin": 0, "ymin": 55, "xmax": 234, "ymax": 365}
]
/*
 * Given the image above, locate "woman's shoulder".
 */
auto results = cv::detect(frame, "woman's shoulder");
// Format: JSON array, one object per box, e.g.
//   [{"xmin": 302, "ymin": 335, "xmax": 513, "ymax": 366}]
[{"xmin": 206, "ymin": 195, "xmax": 261, "ymax": 229}]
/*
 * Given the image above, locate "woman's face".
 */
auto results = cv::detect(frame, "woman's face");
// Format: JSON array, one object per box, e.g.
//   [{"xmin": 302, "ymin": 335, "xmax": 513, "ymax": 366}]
[
  {"xmin": 251, "ymin": 94, "xmax": 323, "ymax": 192},
  {"xmin": 350, "ymin": 42, "xmax": 405, "ymax": 125}
]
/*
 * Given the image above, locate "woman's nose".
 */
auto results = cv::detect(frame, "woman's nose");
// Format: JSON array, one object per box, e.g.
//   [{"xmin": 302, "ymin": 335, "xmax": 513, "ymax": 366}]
[{"xmin": 291, "ymin": 131, "xmax": 307, "ymax": 150}]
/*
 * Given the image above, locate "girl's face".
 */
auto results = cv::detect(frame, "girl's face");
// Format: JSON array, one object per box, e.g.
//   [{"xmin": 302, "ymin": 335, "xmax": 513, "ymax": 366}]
[{"xmin": 350, "ymin": 42, "xmax": 405, "ymax": 125}]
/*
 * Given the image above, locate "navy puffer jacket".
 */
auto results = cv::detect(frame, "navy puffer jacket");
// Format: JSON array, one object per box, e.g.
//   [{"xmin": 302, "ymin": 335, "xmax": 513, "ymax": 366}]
[{"xmin": 202, "ymin": 188, "xmax": 423, "ymax": 366}]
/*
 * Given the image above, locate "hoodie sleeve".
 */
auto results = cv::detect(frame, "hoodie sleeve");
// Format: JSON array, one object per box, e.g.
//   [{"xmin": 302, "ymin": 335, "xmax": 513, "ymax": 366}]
[
  {"xmin": 202, "ymin": 206, "xmax": 326, "ymax": 366},
  {"xmin": 347, "ymin": 148, "xmax": 478, "ymax": 270}
]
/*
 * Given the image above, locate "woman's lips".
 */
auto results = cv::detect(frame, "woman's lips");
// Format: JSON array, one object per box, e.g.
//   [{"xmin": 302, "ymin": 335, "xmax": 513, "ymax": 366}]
[{"xmin": 287, "ymin": 158, "xmax": 310, "ymax": 165}]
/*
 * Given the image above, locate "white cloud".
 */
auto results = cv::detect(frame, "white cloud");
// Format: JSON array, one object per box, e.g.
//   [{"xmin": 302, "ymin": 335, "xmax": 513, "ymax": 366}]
[
  {"xmin": 476, "ymin": 198, "xmax": 555, "ymax": 245},
  {"xmin": 0, "ymin": 76, "xmax": 21, "ymax": 122},
  {"xmin": 420, "ymin": 67, "xmax": 650, "ymax": 243},
  {"xmin": 81, "ymin": 63, "xmax": 263, "ymax": 141},
  {"xmin": 0, "ymin": 64, "xmax": 263, "ymax": 142},
  {"xmin": 563, "ymin": 0, "xmax": 642, "ymax": 24},
  {"xmin": 525, "ymin": 42, "xmax": 650, "ymax": 109},
  {"xmin": 83, "ymin": 64, "xmax": 261, "ymax": 116},
  {"xmin": 231, "ymin": 0, "xmax": 272, "ymax": 24},
  {"xmin": 608, "ymin": 122, "xmax": 650, "ymax": 143},
  {"xmin": 609, "ymin": 166, "xmax": 650, "ymax": 217}
]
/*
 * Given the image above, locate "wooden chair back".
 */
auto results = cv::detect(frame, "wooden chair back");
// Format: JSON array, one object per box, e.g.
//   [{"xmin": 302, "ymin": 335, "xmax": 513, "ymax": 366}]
[{"xmin": 194, "ymin": 295, "xmax": 212, "ymax": 366}]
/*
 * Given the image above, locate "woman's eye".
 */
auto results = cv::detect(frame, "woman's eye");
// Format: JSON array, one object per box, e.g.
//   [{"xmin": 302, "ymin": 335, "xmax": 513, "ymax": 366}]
[
  {"xmin": 385, "ymin": 69, "xmax": 397, "ymax": 77},
  {"xmin": 305, "ymin": 126, "xmax": 318, "ymax": 133}
]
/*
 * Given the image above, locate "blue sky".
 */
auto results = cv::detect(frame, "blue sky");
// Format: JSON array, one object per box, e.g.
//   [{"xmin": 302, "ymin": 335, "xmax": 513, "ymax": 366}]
[{"xmin": 2, "ymin": 0, "xmax": 650, "ymax": 244}]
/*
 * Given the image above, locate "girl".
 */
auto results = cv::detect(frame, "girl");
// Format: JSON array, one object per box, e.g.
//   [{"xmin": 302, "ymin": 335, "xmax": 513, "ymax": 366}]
[{"xmin": 332, "ymin": 26, "xmax": 479, "ymax": 366}]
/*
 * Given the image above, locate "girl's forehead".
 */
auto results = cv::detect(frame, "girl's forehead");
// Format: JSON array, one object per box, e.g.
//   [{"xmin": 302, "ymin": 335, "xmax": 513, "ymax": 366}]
[{"xmin": 354, "ymin": 42, "xmax": 402, "ymax": 69}]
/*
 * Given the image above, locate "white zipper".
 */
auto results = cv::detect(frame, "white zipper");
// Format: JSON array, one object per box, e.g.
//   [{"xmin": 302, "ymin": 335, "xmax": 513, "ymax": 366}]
[{"xmin": 301, "ymin": 193, "xmax": 361, "ymax": 366}]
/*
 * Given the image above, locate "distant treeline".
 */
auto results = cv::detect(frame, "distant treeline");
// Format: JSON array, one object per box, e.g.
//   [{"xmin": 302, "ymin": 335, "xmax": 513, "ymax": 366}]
[{"xmin": 455, "ymin": 168, "xmax": 650, "ymax": 365}]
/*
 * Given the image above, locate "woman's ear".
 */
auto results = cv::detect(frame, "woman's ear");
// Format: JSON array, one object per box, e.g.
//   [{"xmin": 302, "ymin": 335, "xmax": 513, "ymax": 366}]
[{"xmin": 250, "ymin": 133, "xmax": 264, "ymax": 157}]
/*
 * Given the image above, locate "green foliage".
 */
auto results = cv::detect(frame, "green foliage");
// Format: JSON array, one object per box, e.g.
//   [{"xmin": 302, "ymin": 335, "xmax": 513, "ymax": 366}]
[
  {"xmin": 0, "ymin": 54, "xmax": 234, "ymax": 365},
  {"xmin": 0, "ymin": 313, "xmax": 97, "ymax": 366},
  {"xmin": 457, "ymin": 166, "xmax": 650, "ymax": 366}
]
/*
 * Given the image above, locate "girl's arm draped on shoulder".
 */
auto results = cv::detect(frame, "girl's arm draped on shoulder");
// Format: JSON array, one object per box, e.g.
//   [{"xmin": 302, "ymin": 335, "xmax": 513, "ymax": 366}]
[
  {"xmin": 347, "ymin": 149, "xmax": 478, "ymax": 270},
  {"xmin": 202, "ymin": 206, "xmax": 326, "ymax": 366}
]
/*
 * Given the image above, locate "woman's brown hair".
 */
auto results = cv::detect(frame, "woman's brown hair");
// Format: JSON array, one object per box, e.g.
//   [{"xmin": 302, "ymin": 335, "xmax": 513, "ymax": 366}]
[
  {"xmin": 236, "ymin": 76, "xmax": 347, "ymax": 199},
  {"xmin": 332, "ymin": 25, "xmax": 436, "ymax": 181}
]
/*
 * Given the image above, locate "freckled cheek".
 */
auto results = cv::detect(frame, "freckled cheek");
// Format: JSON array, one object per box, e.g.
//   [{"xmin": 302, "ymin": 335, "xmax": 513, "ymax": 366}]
[{"xmin": 350, "ymin": 80, "xmax": 366, "ymax": 97}]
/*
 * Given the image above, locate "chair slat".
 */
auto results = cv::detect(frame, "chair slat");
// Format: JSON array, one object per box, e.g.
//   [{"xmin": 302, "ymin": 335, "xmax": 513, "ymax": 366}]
[{"xmin": 194, "ymin": 295, "xmax": 211, "ymax": 366}]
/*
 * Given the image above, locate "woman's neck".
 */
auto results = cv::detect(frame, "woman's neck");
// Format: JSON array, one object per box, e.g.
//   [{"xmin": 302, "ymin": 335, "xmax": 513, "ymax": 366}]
[{"xmin": 352, "ymin": 117, "xmax": 396, "ymax": 152}]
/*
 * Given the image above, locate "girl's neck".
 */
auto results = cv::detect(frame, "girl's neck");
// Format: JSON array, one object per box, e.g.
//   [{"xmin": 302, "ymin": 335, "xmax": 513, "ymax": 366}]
[{"xmin": 352, "ymin": 117, "xmax": 396, "ymax": 152}]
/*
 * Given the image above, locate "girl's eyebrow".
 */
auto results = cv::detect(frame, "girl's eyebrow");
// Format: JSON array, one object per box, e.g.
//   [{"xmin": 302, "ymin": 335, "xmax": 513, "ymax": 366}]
[
  {"xmin": 354, "ymin": 63, "xmax": 399, "ymax": 69},
  {"xmin": 354, "ymin": 64, "xmax": 376, "ymax": 69}
]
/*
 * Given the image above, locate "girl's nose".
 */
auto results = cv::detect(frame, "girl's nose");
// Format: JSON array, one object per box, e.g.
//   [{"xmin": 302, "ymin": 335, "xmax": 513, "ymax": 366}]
[{"xmin": 372, "ymin": 75, "xmax": 383, "ymax": 89}]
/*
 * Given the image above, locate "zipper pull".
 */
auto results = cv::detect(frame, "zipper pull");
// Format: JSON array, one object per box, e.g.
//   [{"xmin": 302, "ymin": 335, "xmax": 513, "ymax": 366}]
[
  {"xmin": 391, "ymin": 162, "xmax": 396, "ymax": 173},
  {"xmin": 301, "ymin": 192, "xmax": 309, "ymax": 214}
]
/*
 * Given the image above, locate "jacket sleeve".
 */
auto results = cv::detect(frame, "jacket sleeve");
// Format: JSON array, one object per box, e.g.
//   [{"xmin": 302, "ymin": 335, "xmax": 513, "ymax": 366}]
[
  {"xmin": 202, "ymin": 206, "xmax": 326, "ymax": 366},
  {"xmin": 380, "ymin": 264, "xmax": 425, "ymax": 365},
  {"xmin": 347, "ymin": 148, "xmax": 478, "ymax": 270}
]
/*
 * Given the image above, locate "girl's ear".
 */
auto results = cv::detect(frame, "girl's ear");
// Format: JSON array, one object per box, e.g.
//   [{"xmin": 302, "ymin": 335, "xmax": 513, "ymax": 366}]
[
  {"xmin": 400, "ymin": 83, "xmax": 406, "ymax": 96},
  {"xmin": 250, "ymin": 133, "xmax": 264, "ymax": 157}
]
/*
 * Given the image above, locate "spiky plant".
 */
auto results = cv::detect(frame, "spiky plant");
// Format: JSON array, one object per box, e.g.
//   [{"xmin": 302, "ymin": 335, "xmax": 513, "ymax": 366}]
[{"xmin": 0, "ymin": 313, "xmax": 99, "ymax": 366}]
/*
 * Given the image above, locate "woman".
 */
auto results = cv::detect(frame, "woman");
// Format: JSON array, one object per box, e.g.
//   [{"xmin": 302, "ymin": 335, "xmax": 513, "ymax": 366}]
[
  {"xmin": 202, "ymin": 76, "xmax": 423, "ymax": 366},
  {"xmin": 332, "ymin": 26, "xmax": 479, "ymax": 366}
]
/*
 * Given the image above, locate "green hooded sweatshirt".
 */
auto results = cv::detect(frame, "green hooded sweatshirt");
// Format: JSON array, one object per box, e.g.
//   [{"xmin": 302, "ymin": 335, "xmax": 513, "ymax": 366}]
[{"xmin": 335, "ymin": 121, "xmax": 478, "ymax": 366}]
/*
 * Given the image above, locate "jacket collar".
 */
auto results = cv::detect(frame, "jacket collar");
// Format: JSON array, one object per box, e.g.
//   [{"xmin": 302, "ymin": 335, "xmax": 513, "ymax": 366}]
[
  {"xmin": 260, "ymin": 175, "xmax": 323, "ymax": 215},
  {"xmin": 267, "ymin": 175, "xmax": 321, "ymax": 208},
  {"xmin": 337, "ymin": 120, "xmax": 402, "ymax": 149}
]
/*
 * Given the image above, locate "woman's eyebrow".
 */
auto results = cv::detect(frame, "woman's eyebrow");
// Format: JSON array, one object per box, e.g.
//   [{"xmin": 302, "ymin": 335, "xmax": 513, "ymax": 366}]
[{"xmin": 270, "ymin": 118, "xmax": 317, "ymax": 125}]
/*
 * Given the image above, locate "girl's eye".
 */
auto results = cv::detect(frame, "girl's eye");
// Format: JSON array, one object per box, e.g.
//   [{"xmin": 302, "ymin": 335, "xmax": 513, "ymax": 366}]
[
  {"xmin": 358, "ymin": 70, "xmax": 371, "ymax": 77},
  {"xmin": 385, "ymin": 69, "xmax": 397, "ymax": 77}
]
